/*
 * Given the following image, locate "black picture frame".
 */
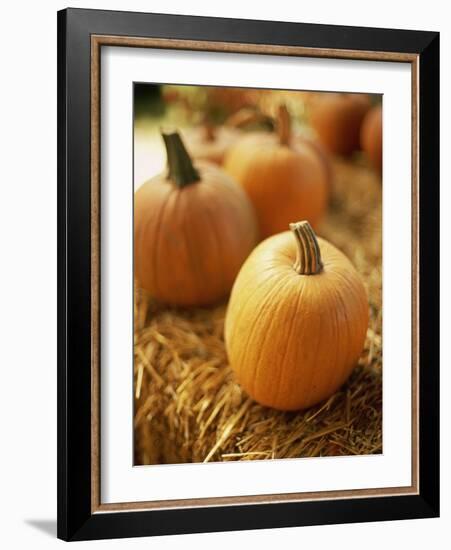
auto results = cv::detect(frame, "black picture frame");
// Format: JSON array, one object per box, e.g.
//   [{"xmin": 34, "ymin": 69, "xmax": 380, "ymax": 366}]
[{"xmin": 57, "ymin": 7, "xmax": 439, "ymax": 541}]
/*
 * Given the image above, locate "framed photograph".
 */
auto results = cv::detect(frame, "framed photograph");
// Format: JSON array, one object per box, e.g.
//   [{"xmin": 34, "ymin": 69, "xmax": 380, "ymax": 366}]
[{"xmin": 57, "ymin": 8, "xmax": 439, "ymax": 541}]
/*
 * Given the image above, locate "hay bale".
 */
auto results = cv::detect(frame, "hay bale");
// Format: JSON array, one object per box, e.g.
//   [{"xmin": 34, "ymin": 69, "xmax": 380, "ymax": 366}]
[{"xmin": 134, "ymin": 157, "xmax": 382, "ymax": 464}]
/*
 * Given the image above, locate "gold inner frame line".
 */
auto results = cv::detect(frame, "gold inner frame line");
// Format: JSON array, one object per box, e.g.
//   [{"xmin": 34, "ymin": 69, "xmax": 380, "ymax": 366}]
[{"xmin": 90, "ymin": 34, "xmax": 419, "ymax": 514}]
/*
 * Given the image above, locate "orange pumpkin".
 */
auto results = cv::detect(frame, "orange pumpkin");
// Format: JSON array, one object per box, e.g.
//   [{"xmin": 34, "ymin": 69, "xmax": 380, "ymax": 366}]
[
  {"xmin": 223, "ymin": 106, "xmax": 329, "ymax": 238},
  {"xmin": 225, "ymin": 221, "xmax": 369, "ymax": 410},
  {"xmin": 361, "ymin": 104, "xmax": 383, "ymax": 173},
  {"xmin": 206, "ymin": 86, "xmax": 262, "ymax": 113},
  {"xmin": 294, "ymin": 134, "xmax": 334, "ymax": 190},
  {"xmin": 183, "ymin": 125, "xmax": 240, "ymax": 165},
  {"xmin": 182, "ymin": 108, "xmax": 272, "ymax": 166},
  {"xmin": 134, "ymin": 131, "xmax": 258, "ymax": 306},
  {"xmin": 309, "ymin": 93, "xmax": 371, "ymax": 155}
]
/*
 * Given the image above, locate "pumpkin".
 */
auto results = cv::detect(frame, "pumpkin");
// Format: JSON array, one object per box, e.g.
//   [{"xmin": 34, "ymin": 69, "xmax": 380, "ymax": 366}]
[
  {"xmin": 206, "ymin": 86, "xmax": 262, "ymax": 113},
  {"xmin": 182, "ymin": 108, "xmax": 270, "ymax": 166},
  {"xmin": 361, "ymin": 104, "xmax": 383, "ymax": 173},
  {"xmin": 294, "ymin": 134, "xmax": 334, "ymax": 190},
  {"xmin": 223, "ymin": 106, "xmax": 329, "ymax": 238},
  {"xmin": 183, "ymin": 124, "xmax": 240, "ymax": 165},
  {"xmin": 134, "ymin": 131, "xmax": 258, "ymax": 306},
  {"xmin": 225, "ymin": 220, "xmax": 369, "ymax": 410},
  {"xmin": 309, "ymin": 93, "xmax": 371, "ymax": 155}
]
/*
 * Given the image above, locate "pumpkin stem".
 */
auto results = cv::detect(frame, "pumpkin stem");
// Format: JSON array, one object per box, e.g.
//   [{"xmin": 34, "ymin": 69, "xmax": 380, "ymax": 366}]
[
  {"xmin": 201, "ymin": 112, "xmax": 216, "ymax": 142},
  {"xmin": 203, "ymin": 122, "xmax": 216, "ymax": 142},
  {"xmin": 277, "ymin": 104, "xmax": 291, "ymax": 146},
  {"xmin": 162, "ymin": 130, "xmax": 200, "ymax": 188},
  {"xmin": 290, "ymin": 221, "xmax": 323, "ymax": 275}
]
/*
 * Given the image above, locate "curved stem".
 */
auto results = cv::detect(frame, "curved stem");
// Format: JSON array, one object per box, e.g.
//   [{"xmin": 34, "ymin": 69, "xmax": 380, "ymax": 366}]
[
  {"xmin": 162, "ymin": 130, "xmax": 200, "ymax": 188},
  {"xmin": 203, "ymin": 122, "xmax": 216, "ymax": 142},
  {"xmin": 201, "ymin": 112, "xmax": 216, "ymax": 142},
  {"xmin": 290, "ymin": 221, "xmax": 323, "ymax": 275},
  {"xmin": 277, "ymin": 104, "xmax": 291, "ymax": 146}
]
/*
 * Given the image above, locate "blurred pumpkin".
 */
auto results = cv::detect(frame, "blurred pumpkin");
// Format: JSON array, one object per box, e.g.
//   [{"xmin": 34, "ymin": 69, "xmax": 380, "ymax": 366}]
[
  {"xmin": 223, "ymin": 106, "xmax": 329, "ymax": 238},
  {"xmin": 225, "ymin": 221, "xmax": 369, "ymax": 411},
  {"xmin": 361, "ymin": 104, "xmax": 383, "ymax": 173},
  {"xmin": 134, "ymin": 131, "xmax": 258, "ymax": 306},
  {"xmin": 309, "ymin": 93, "xmax": 371, "ymax": 155},
  {"xmin": 182, "ymin": 108, "xmax": 271, "ymax": 166},
  {"xmin": 183, "ymin": 125, "xmax": 240, "ymax": 165},
  {"xmin": 294, "ymin": 134, "xmax": 334, "ymax": 190},
  {"xmin": 206, "ymin": 86, "xmax": 263, "ymax": 113}
]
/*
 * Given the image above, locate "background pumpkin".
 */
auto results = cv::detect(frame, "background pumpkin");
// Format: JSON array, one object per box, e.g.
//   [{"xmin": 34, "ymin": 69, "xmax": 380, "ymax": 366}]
[
  {"xmin": 134, "ymin": 131, "xmax": 258, "ymax": 306},
  {"xmin": 361, "ymin": 104, "xmax": 383, "ymax": 173},
  {"xmin": 182, "ymin": 108, "xmax": 271, "ymax": 166},
  {"xmin": 309, "ymin": 93, "xmax": 371, "ymax": 155},
  {"xmin": 225, "ymin": 221, "xmax": 369, "ymax": 411},
  {"xmin": 223, "ymin": 106, "xmax": 329, "ymax": 238},
  {"xmin": 182, "ymin": 124, "xmax": 240, "ymax": 165},
  {"xmin": 293, "ymin": 133, "xmax": 334, "ymax": 191}
]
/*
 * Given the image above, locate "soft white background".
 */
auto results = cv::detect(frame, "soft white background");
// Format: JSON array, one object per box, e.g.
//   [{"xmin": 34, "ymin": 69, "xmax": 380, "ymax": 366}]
[{"xmin": 0, "ymin": 0, "xmax": 448, "ymax": 548}]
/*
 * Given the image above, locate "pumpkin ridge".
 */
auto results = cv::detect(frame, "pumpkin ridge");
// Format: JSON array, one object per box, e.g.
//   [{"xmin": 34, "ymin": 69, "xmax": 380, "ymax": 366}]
[
  {"xmin": 244, "ymin": 271, "xmax": 296, "ymax": 400},
  {"xmin": 205, "ymin": 194, "xmax": 227, "ymax": 298},
  {"xmin": 229, "ymin": 269, "xmax": 278, "ymax": 394},
  {"xmin": 181, "ymin": 189, "xmax": 212, "ymax": 304},
  {"xmin": 227, "ymin": 267, "xmax": 279, "ymax": 374},
  {"xmin": 314, "ymin": 276, "xmax": 342, "ymax": 403},
  {"xmin": 201, "ymin": 172, "xmax": 258, "ymax": 297},
  {"xmin": 334, "ymin": 267, "xmax": 369, "ymax": 348},
  {"xmin": 336, "ymin": 278, "xmax": 357, "ymax": 387},
  {"xmin": 227, "ymin": 232, "xmax": 304, "ymax": 342},
  {"xmin": 318, "ymin": 278, "xmax": 340, "ymax": 402},
  {"xmin": 201, "ymin": 188, "xmax": 227, "ymax": 299},
  {"xmin": 140, "ymin": 195, "xmax": 159, "ymax": 292},
  {"xmin": 296, "ymin": 274, "xmax": 342, "ymax": 407},
  {"xmin": 145, "ymin": 185, "xmax": 174, "ymax": 297},
  {"xmin": 306, "ymin": 302, "xmax": 324, "ymax": 406},
  {"xmin": 272, "ymin": 273, "xmax": 307, "ymax": 408},
  {"xmin": 285, "ymin": 274, "xmax": 320, "ymax": 407},
  {"xmin": 226, "ymin": 265, "xmax": 284, "ymax": 351},
  {"xmin": 153, "ymin": 186, "xmax": 180, "ymax": 300},
  {"xmin": 135, "ymin": 183, "xmax": 163, "ymax": 289},
  {"xmin": 166, "ymin": 186, "xmax": 187, "ymax": 303},
  {"xmin": 326, "ymin": 271, "xmax": 360, "ymax": 395}
]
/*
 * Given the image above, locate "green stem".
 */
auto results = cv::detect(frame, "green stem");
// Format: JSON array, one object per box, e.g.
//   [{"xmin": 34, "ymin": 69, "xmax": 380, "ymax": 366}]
[
  {"xmin": 162, "ymin": 131, "xmax": 200, "ymax": 188},
  {"xmin": 290, "ymin": 221, "xmax": 323, "ymax": 275}
]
